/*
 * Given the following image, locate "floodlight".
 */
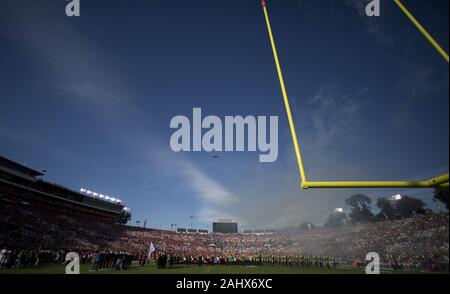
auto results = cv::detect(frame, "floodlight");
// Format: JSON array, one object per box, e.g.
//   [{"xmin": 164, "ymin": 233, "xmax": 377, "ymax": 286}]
[{"xmin": 391, "ymin": 194, "xmax": 402, "ymax": 201}]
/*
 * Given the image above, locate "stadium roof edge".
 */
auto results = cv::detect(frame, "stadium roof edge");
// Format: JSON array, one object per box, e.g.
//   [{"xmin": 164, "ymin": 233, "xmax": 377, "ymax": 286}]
[
  {"xmin": 0, "ymin": 155, "xmax": 44, "ymax": 177},
  {"xmin": 0, "ymin": 178, "xmax": 123, "ymax": 216}
]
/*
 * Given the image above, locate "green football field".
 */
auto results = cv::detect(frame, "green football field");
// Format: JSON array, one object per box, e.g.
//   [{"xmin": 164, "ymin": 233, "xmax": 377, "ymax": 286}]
[
  {"xmin": 1, "ymin": 264, "xmax": 367, "ymax": 274},
  {"xmin": 0, "ymin": 264, "xmax": 421, "ymax": 275}
]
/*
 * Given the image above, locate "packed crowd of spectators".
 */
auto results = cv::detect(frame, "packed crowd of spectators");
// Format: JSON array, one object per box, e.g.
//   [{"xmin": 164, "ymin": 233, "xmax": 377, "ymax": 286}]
[
  {"xmin": 0, "ymin": 199, "xmax": 448, "ymax": 272},
  {"xmin": 284, "ymin": 213, "xmax": 449, "ymax": 271}
]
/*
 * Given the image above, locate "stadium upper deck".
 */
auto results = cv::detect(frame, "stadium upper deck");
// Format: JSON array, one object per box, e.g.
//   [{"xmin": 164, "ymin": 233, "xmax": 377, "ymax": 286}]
[{"xmin": 0, "ymin": 155, "xmax": 130, "ymax": 222}]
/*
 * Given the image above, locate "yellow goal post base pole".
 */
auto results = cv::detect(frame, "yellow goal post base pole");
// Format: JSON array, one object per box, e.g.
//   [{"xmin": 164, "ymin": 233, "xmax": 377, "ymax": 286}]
[{"xmin": 261, "ymin": 0, "xmax": 449, "ymax": 189}]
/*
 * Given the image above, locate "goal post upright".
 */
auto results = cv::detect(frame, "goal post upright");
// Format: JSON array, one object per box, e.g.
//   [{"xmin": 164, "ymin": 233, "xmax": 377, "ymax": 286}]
[{"xmin": 260, "ymin": 0, "xmax": 449, "ymax": 189}]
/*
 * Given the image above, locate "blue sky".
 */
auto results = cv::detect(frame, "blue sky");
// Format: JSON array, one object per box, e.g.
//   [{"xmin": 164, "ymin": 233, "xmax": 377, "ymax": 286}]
[{"xmin": 0, "ymin": 0, "xmax": 448, "ymax": 230}]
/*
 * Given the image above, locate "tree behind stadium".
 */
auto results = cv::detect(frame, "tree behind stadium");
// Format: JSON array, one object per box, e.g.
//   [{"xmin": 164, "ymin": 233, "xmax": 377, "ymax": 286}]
[{"xmin": 345, "ymin": 194, "xmax": 375, "ymax": 224}]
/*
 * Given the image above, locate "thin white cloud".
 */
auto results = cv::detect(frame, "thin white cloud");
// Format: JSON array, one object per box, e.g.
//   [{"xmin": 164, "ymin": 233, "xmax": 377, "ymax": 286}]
[
  {"xmin": 397, "ymin": 63, "xmax": 448, "ymax": 101},
  {"xmin": 195, "ymin": 207, "xmax": 240, "ymax": 225},
  {"xmin": 142, "ymin": 146, "xmax": 240, "ymax": 226},
  {"xmin": 345, "ymin": 0, "xmax": 394, "ymax": 48},
  {"xmin": 297, "ymin": 81, "xmax": 370, "ymax": 150},
  {"xmin": 180, "ymin": 161, "xmax": 238, "ymax": 206},
  {"xmin": 0, "ymin": 1, "xmax": 138, "ymax": 114}
]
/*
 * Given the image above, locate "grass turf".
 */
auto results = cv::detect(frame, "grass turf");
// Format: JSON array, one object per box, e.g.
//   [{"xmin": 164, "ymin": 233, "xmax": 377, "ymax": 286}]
[{"xmin": 2, "ymin": 264, "xmax": 366, "ymax": 274}]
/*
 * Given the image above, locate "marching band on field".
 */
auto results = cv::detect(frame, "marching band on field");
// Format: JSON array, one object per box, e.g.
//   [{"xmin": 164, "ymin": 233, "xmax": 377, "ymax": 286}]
[{"xmin": 150, "ymin": 253, "xmax": 337, "ymax": 270}]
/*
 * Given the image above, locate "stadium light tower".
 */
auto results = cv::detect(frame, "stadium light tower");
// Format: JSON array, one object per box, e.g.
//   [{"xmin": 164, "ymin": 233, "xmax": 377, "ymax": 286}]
[
  {"xmin": 334, "ymin": 208, "xmax": 344, "ymax": 214},
  {"xmin": 79, "ymin": 188, "xmax": 121, "ymax": 204}
]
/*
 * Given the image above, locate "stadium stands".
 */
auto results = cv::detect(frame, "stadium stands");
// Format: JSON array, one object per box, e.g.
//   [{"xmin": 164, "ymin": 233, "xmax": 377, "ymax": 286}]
[
  {"xmin": 0, "ymin": 156, "xmax": 130, "ymax": 223},
  {"xmin": 1, "ymin": 193, "xmax": 448, "ymax": 272},
  {"xmin": 0, "ymin": 156, "xmax": 448, "ymax": 272}
]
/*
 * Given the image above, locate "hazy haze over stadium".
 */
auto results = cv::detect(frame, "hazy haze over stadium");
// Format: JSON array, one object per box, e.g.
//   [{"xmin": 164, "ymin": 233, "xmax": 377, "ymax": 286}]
[{"xmin": 0, "ymin": 0, "xmax": 448, "ymax": 230}]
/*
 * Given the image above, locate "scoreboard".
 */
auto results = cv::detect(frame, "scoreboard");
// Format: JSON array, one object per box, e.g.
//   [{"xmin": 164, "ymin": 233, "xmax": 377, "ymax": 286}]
[{"xmin": 213, "ymin": 222, "xmax": 238, "ymax": 233}]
